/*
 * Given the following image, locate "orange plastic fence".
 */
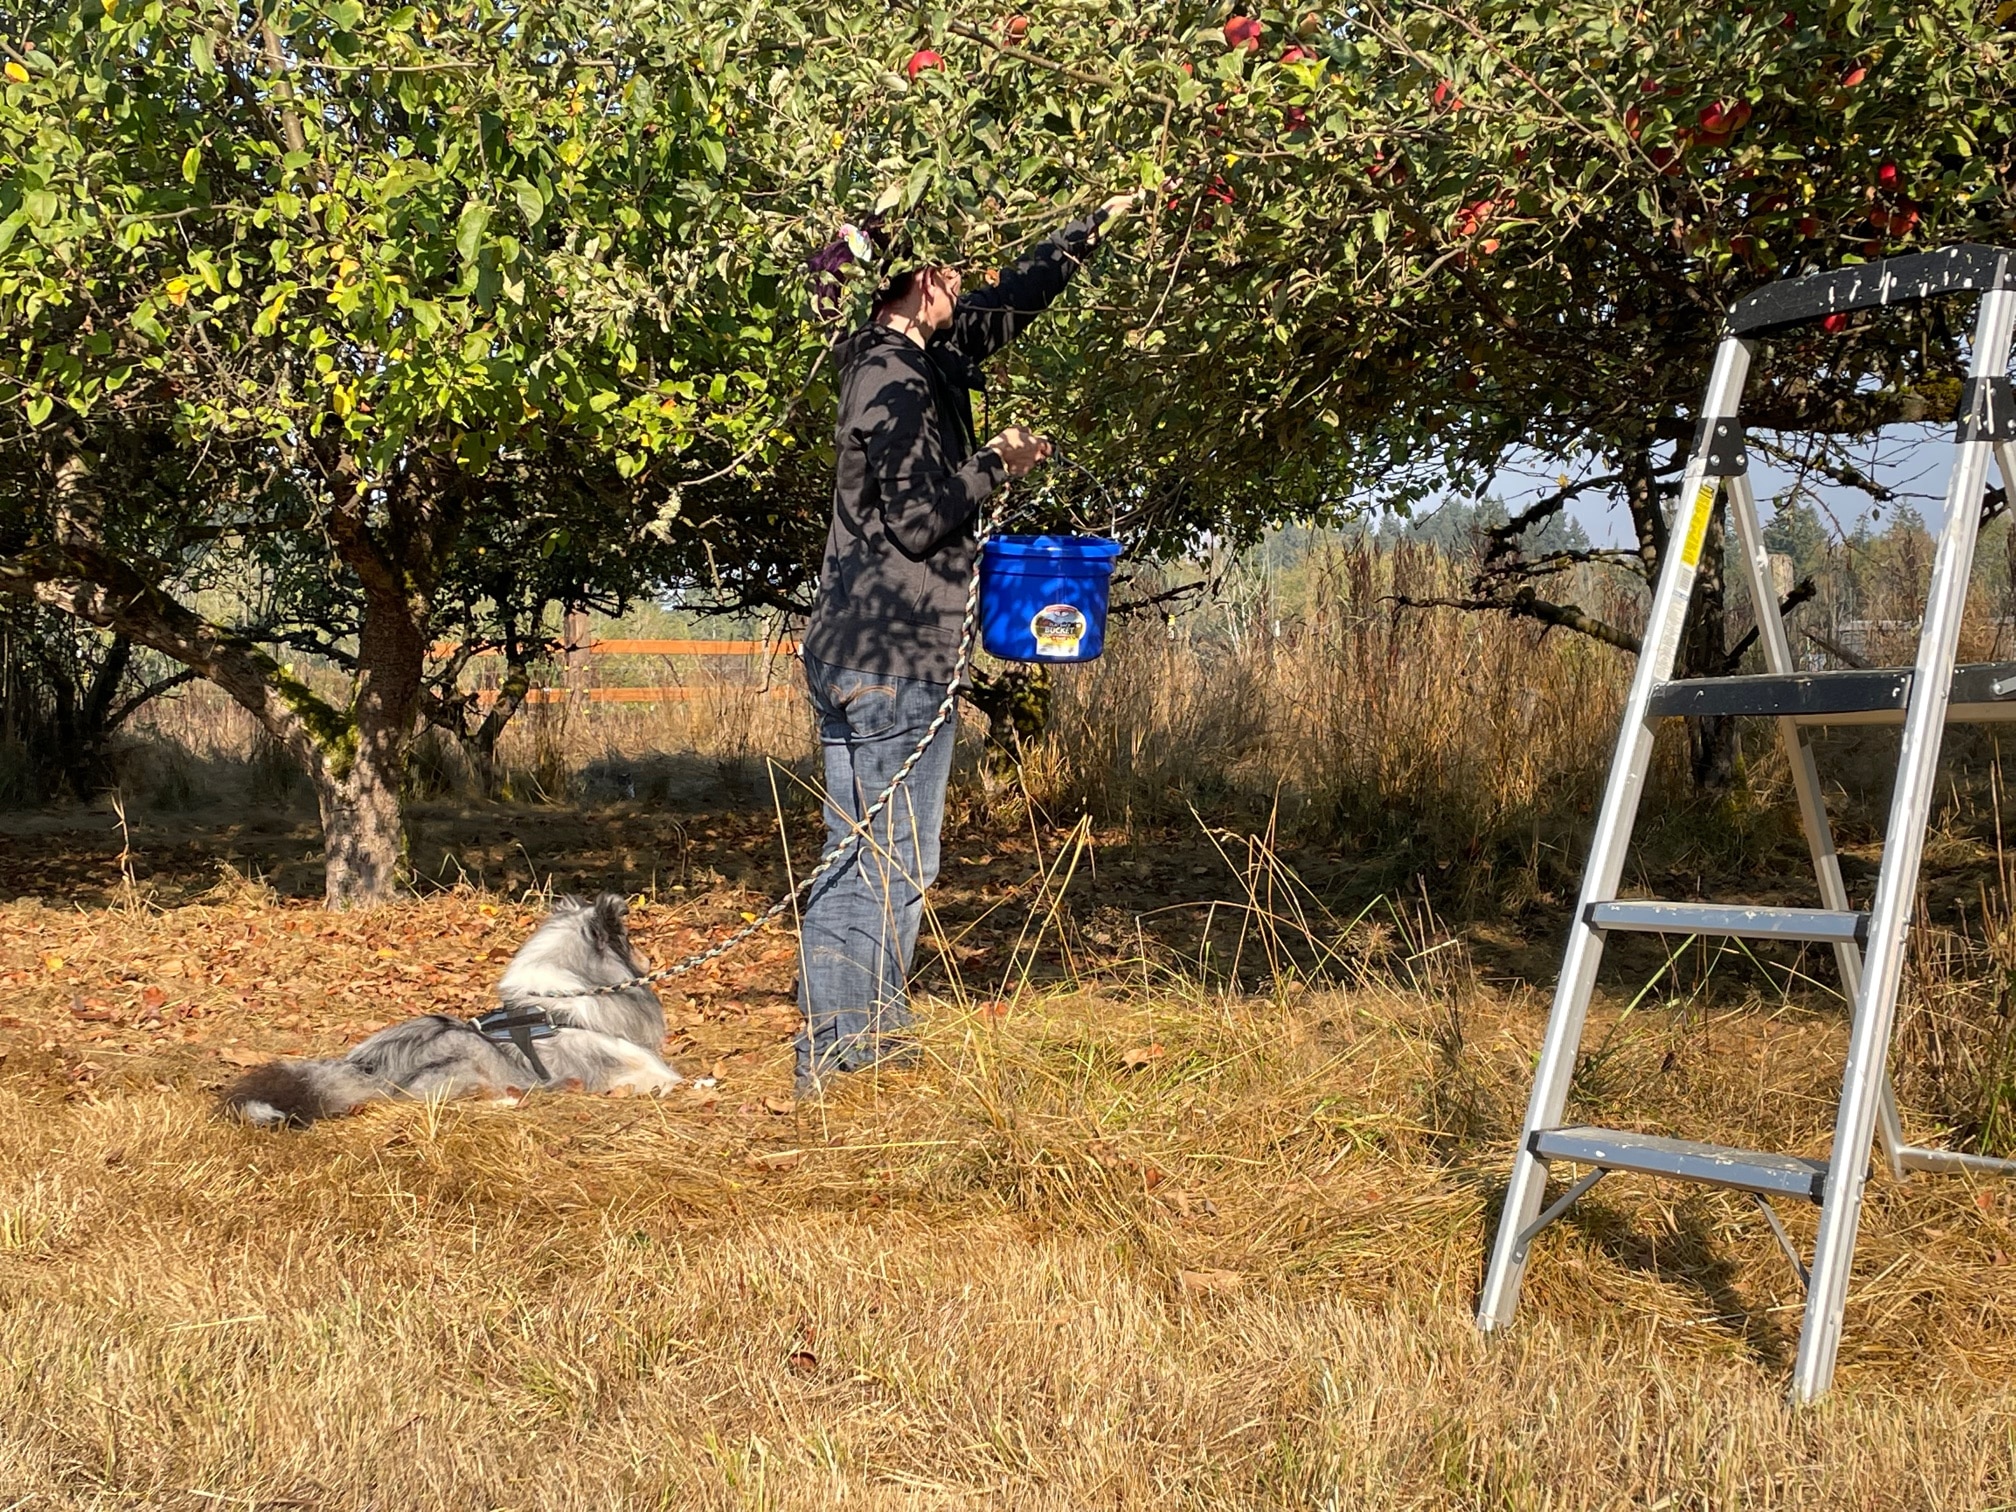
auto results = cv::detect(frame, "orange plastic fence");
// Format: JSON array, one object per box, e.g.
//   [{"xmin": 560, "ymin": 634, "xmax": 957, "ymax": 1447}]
[
  {"xmin": 432, "ymin": 638, "xmax": 798, "ymax": 659},
  {"xmin": 515, "ymin": 686, "xmax": 795, "ymax": 705}
]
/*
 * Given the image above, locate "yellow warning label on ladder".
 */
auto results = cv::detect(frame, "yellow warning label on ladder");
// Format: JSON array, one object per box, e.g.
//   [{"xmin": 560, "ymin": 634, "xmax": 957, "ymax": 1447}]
[{"xmin": 1679, "ymin": 482, "xmax": 1717, "ymax": 568}]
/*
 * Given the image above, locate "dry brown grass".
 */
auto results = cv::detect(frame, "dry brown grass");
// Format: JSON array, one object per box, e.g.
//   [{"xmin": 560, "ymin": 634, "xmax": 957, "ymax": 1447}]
[
  {"xmin": 1028, "ymin": 541, "xmax": 1644, "ymax": 851},
  {"xmin": 2, "ymin": 885, "xmax": 2015, "ymax": 1509}
]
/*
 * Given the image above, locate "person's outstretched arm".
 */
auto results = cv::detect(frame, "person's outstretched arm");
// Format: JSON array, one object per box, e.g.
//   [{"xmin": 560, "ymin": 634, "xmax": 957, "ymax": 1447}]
[
  {"xmin": 855, "ymin": 349, "xmax": 1050, "ymax": 558},
  {"xmin": 947, "ymin": 193, "xmax": 1138, "ymax": 364}
]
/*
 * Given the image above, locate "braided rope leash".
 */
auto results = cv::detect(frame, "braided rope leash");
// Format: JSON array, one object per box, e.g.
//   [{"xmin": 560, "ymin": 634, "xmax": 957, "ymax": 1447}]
[{"xmin": 514, "ymin": 532, "xmax": 989, "ymax": 999}]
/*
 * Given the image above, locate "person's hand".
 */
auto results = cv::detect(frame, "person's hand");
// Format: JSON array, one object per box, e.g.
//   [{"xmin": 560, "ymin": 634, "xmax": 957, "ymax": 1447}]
[
  {"xmin": 1092, "ymin": 191, "xmax": 1142, "ymax": 232},
  {"xmin": 985, "ymin": 425, "xmax": 1053, "ymax": 479}
]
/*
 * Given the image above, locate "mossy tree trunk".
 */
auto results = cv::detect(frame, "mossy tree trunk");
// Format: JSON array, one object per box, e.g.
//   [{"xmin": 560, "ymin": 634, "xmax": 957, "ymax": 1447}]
[{"xmin": 14, "ymin": 443, "xmax": 463, "ymax": 907}]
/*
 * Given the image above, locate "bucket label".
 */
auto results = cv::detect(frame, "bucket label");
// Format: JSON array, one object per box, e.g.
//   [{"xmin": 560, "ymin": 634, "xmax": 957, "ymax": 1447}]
[{"xmin": 1030, "ymin": 603, "xmax": 1088, "ymax": 659}]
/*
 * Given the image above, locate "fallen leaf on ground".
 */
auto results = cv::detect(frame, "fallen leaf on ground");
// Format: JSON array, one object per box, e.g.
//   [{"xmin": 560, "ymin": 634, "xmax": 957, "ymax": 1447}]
[
  {"xmin": 1177, "ymin": 1269, "xmax": 1245, "ymax": 1296},
  {"xmin": 139, "ymin": 986, "xmax": 167, "ymax": 1011},
  {"xmin": 1121, "ymin": 1044, "xmax": 1166, "ymax": 1070},
  {"xmin": 216, "ymin": 1048, "xmax": 264, "ymax": 1067},
  {"xmin": 786, "ymin": 1349, "xmax": 817, "ymax": 1374},
  {"xmin": 763, "ymin": 1096, "xmax": 796, "ymax": 1116},
  {"xmin": 1165, "ymin": 1190, "xmax": 1219, "ymax": 1218},
  {"xmin": 745, "ymin": 1150, "xmax": 802, "ymax": 1171}
]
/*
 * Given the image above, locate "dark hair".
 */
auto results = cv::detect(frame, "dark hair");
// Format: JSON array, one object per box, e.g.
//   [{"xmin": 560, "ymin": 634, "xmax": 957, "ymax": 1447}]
[{"xmin": 871, "ymin": 268, "xmax": 924, "ymax": 316}]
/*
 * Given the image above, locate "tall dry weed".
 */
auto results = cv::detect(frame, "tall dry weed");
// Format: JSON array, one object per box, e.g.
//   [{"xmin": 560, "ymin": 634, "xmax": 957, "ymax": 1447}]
[{"xmin": 1031, "ymin": 541, "xmax": 1647, "ymax": 884}]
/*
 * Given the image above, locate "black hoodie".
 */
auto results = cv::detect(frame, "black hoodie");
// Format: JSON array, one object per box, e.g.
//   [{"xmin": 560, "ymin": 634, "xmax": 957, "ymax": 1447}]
[{"xmin": 801, "ymin": 215, "xmax": 1103, "ymax": 684}]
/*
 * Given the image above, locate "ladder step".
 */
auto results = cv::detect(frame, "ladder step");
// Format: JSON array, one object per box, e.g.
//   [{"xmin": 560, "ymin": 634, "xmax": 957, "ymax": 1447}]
[
  {"xmin": 1586, "ymin": 900, "xmax": 1869, "ymax": 943},
  {"xmin": 1530, "ymin": 1126, "xmax": 1828, "ymax": 1204},
  {"xmin": 1646, "ymin": 662, "xmax": 2016, "ymax": 725}
]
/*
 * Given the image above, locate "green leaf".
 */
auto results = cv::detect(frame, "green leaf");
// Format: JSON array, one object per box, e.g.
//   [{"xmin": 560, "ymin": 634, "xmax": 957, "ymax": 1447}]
[
  {"xmin": 511, "ymin": 178, "xmax": 545, "ymax": 226},
  {"xmin": 182, "ymin": 146, "xmax": 202, "ymax": 184},
  {"xmin": 455, "ymin": 201, "xmax": 489, "ymax": 264},
  {"xmin": 24, "ymin": 395, "xmax": 53, "ymax": 426},
  {"xmin": 190, "ymin": 31, "xmax": 217, "ymax": 72},
  {"xmin": 700, "ymin": 137, "xmax": 727, "ymax": 174}
]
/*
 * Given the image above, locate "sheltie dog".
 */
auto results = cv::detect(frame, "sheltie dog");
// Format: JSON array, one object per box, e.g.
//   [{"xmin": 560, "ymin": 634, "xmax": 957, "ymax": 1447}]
[{"xmin": 221, "ymin": 894, "xmax": 683, "ymax": 1128}]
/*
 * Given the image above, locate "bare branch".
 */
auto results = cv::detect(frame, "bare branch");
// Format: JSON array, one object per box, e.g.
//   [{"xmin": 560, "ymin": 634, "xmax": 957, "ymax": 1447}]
[
  {"xmin": 1720, "ymin": 578, "xmax": 1818, "ymax": 673},
  {"xmin": 1393, "ymin": 587, "xmax": 1641, "ymax": 655}
]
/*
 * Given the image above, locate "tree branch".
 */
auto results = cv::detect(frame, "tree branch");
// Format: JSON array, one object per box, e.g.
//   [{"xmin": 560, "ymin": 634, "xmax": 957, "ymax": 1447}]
[
  {"xmin": 1394, "ymin": 587, "xmax": 1642, "ymax": 655},
  {"xmin": 1720, "ymin": 577, "xmax": 1818, "ymax": 674}
]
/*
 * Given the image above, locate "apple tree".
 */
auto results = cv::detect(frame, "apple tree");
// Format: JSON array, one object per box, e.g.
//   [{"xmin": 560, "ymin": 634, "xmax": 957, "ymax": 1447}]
[{"xmin": 0, "ymin": 0, "xmax": 890, "ymax": 902}]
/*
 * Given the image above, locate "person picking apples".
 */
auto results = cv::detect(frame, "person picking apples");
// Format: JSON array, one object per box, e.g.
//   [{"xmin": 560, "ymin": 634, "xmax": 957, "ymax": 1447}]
[{"xmin": 793, "ymin": 192, "xmax": 1140, "ymax": 1096}]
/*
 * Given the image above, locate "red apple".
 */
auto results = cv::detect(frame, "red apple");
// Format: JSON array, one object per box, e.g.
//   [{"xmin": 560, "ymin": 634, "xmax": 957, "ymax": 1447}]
[
  {"xmin": 1223, "ymin": 15, "xmax": 1262, "ymax": 52},
  {"xmin": 1822, "ymin": 312, "xmax": 1848, "ymax": 333},
  {"xmin": 905, "ymin": 48, "xmax": 943, "ymax": 79},
  {"xmin": 1781, "ymin": 10, "xmax": 1798, "ymax": 28},
  {"xmin": 1798, "ymin": 215, "xmax": 1820, "ymax": 237},
  {"xmin": 1431, "ymin": 78, "xmax": 1463, "ymax": 110},
  {"xmin": 1639, "ymin": 77, "xmax": 1663, "ymax": 95},
  {"xmin": 1877, "ymin": 160, "xmax": 1899, "ymax": 188},
  {"xmin": 1207, "ymin": 175, "xmax": 1235, "ymax": 204},
  {"xmin": 1005, "ymin": 14, "xmax": 1029, "ymax": 39},
  {"xmin": 1624, "ymin": 106, "xmax": 1643, "ymax": 139},
  {"xmin": 1282, "ymin": 104, "xmax": 1309, "ymax": 132},
  {"xmin": 1454, "ymin": 198, "xmax": 1495, "ymax": 236},
  {"xmin": 1730, "ymin": 234, "xmax": 1755, "ymax": 257},
  {"xmin": 1280, "ymin": 45, "xmax": 1308, "ymax": 64},
  {"xmin": 1841, "ymin": 64, "xmax": 1867, "ymax": 88}
]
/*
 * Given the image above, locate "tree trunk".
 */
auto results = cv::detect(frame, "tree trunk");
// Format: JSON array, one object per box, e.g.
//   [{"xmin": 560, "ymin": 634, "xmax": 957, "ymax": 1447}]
[
  {"xmin": 315, "ymin": 756, "xmax": 407, "ymax": 907},
  {"xmin": 1678, "ymin": 496, "xmax": 1738, "ymax": 790},
  {"xmin": 315, "ymin": 583, "xmax": 429, "ymax": 906},
  {"xmin": 16, "ymin": 438, "xmax": 458, "ymax": 907}
]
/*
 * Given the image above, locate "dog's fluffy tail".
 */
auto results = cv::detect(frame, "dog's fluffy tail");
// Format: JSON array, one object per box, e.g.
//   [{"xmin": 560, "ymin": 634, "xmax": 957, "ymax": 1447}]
[{"xmin": 220, "ymin": 1058, "xmax": 386, "ymax": 1129}]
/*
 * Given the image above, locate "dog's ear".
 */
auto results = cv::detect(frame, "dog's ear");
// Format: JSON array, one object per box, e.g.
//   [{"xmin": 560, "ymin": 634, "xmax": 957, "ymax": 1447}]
[{"xmin": 591, "ymin": 893, "xmax": 631, "ymax": 952}]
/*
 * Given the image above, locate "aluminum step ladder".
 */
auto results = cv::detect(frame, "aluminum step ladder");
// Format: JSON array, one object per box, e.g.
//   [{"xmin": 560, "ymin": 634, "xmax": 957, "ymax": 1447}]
[{"xmin": 1476, "ymin": 245, "xmax": 2016, "ymax": 1404}]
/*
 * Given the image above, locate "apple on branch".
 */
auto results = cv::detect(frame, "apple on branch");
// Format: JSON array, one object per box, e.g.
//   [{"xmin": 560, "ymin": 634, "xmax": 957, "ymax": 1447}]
[{"xmin": 1223, "ymin": 14, "xmax": 1262, "ymax": 52}]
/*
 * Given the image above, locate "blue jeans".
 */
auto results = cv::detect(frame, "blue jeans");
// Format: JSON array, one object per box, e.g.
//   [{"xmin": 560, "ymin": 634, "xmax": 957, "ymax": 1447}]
[{"xmin": 795, "ymin": 653, "xmax": 956, "ymax": 1089}]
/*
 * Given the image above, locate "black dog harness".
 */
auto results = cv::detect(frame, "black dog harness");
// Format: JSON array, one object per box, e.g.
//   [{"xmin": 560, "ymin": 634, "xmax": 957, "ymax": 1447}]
[{"xmin": 470, "ymin": 1006, "xmax": 559, "ymax": 1083}]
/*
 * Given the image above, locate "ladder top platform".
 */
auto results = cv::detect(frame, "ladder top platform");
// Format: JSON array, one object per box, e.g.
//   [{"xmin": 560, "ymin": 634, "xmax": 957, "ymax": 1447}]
[
  {"xmin": 1530, "ymin": 1126, "xmax": 1830, "ymax": 1204},
  {"xmin": 1729, "ymin": 244, "xmax": 2016, "ymax": 336},
  {"xmin": 1648, "ymin": 662, "xmax": 2016, "ymax": 725}
]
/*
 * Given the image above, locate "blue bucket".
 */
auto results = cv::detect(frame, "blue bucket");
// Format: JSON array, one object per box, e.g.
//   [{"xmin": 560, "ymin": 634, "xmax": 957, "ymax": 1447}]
[{"xmin": 979, "ymin": 534, "xmax": 1122, "ymax": 664}]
